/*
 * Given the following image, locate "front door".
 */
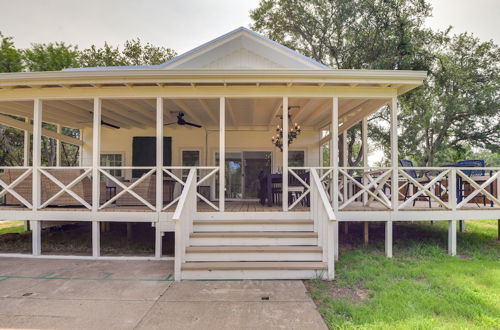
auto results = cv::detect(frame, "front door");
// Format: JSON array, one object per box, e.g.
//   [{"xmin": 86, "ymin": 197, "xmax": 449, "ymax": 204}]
[{"xmin": 216, "ymin": 151, "xmax": 272, "ymax": 200}]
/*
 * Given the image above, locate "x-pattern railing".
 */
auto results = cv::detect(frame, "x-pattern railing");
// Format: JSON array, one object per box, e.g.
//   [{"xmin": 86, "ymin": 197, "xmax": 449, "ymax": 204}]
[
  {"xmin": 398, "ymin": 168, "xmax": 451, "ymax": 209},
  {"xmin": 163, "ymin": 166, "xmax": 219, "ymax": 211},
  {"xmin": 456, "ymin": 168, "xmax": 499, "ymax": 208},
  {"xmin": 339, "ymin": 167, "xmax": 392, "ymax": 210},
  {"xmin": 288, "ymin": 167, "xmax": 312, "ymax": 210},
  {"xmin": 0, "ymin": 167, "xmax": 33, "ymax": 209},
  {"xmin": 39, "ymin": 167, "xmax": 93, "ymax": 209},
  {"xmin": 99, "ymin": 167, "xmax": 156, "ymax": 210}
]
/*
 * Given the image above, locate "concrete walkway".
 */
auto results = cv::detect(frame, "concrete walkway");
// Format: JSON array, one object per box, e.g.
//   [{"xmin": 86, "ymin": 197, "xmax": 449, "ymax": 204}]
[{"xmin": 0, "ymin": 257, "xmax": 327, "ymax": 329}]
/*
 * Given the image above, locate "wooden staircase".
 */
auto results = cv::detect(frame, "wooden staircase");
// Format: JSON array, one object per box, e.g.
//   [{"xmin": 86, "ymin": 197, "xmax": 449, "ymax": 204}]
[{"xmin": 180, "ymin": 217, "xmax": 328, "ymax": 280}]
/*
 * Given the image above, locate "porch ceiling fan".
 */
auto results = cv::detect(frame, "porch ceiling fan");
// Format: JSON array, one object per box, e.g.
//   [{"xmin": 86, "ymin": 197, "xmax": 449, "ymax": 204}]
[
  {"xmin": 77, "ymin": 112, "xmax": 120, "ymax": 129},
  {"xmin": 164, "ymin": 112, "xmax": 202, "ymax": 128}
]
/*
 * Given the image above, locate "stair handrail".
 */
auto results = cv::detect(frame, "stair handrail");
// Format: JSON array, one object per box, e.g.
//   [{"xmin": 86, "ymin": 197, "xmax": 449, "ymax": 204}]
[
  {"xmin": 310, "ymin": 168, "xmax": 336, "ymax": 280},
  {"xmin": 173, "ymin": 168, "xmax": 197, "ymax": 281}
]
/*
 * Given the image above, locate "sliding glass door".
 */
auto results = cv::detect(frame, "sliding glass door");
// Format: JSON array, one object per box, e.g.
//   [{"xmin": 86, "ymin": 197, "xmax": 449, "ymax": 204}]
[{"xmin": 216, "ymin": 151, "xmax": 272, "ymax": 200}]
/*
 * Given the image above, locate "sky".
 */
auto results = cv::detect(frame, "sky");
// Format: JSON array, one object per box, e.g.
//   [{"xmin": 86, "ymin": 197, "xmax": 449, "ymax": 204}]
[{"xmin": 0, "ymin": 0, "xmax": 499, "ymax": 54}]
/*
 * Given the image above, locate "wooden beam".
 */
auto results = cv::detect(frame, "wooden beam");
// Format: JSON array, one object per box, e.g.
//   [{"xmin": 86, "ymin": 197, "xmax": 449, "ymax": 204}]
[
  {"xmin": 49, "ymin": 101, "xmax": 128, "ymax": 129},
  {"xmin": 225, "ymin": 99, "xmax": 237, "ymax": 125},
  {"xmin": 0, "ymin": 114, "xmax": 83, "ymax": 146},
  {"xmin": 267, "ymin": 99, "xmax": 282, "ymax": 125},
  {"xmin": 63, "ymin": 100, "xmax": 141, "ymax": 128},
  {"xmin": 0, "ymin": 103, "xmax": 81, "ymax": 128},
  {"xmin": 199, "ymin": 99, "xmax": 218, "ymax": 125},
  {"xmin": 101, "ymin": 100, "xmax": 155, "ymax": 126},
  {"xmin": 114, "ymin": 99, "xmax": 157, "ymax": 123}
]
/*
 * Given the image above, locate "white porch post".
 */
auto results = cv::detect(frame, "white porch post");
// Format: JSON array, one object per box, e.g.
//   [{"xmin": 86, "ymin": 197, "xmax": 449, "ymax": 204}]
[
  {"xmin": 388, "ymin": 97, "xmax": 398, "ymax": 258},
  {"xmin": 219, "ymin": 97, "xmax": 225, "ymax": 212},
  {"xmin": 92, "ymin": 97, "xmax": 101, "ymax": 257},
  {"xmin": 390, "ymin": 97, "xmax": 398, "ymax": 210},
  {"xmin": 23, "ymin": 118, "xmax": 30, "ymax": 167},
  {"xmin": 23, "ymin": 117, "xmax": 31, "ymax": 231},
  {"xmin": 332, "ymin": 97, "xmax": 339, "ymax": 260},
  {"xmin": 342, "ymin": 132, "xmax": 348, "ymax": 206},
  {"xmin": 362, "ymin": 117, "xmax": 368, "ymax": 204},
  {"xmin": 56, "ymin": 124, "xmax": 61, "ymax": 167},
  {"xmin": 282, "ymin": 96, "xmax": 288, "ymax": 212},
  {"xmin": 155, "ymin": 97, "xmax": 164, "ymax": 258},
  {"xmin": 32, "ymin": 99, "xmax": 42, "ymax": 256}
]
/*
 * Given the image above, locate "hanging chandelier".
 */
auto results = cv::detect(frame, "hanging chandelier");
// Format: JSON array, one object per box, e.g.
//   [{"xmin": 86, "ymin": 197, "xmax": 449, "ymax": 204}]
[{"xmin": 271, "ymin": 114, "xmax": 301, "ymax": 152}]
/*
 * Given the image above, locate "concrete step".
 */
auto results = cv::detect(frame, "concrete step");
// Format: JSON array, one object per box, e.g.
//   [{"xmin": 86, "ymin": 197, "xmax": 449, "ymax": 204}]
[
  {"xmin": 181, "ymin": 261, "xmax": 327, "ymax": 280},
  {"xmin": 189, "ymin": 231, "xmax": 318, "ymax": 246},
  {"xmin": 185, "ymin": 245, "xmax": 323, "ymax": 262},
  {"xmin": 192, "ymin": 219, "xmax": 314, "ymax": 232}
]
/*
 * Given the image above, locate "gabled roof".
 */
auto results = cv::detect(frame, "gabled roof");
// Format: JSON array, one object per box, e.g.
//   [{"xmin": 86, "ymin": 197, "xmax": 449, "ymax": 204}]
[{"xmin": 65, "ymin": 27, "xmax": 329, "ymax": 72}]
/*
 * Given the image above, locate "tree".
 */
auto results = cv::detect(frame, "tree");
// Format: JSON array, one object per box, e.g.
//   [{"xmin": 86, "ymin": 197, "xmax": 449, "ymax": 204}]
[
  {"xmin": 0, "ymin": 32, "xmax": 23, "ymax": 72},
  {"xmin": 398, "ymin": 32, "xmax": 500, "ymax": 166},
  {"xmin": 79, "ymin": 39, "xmax": 177, "ymax": 67},
  {"xmin": 250, "ymin": 0, "xmax": 499, "ymax": 166},
  {"xmin": 250, "ymin": 0, "xmax": 432, "ymax": 70},
  {"xmin": 23, "ymin": 42, "xmax": 79, "ymax": 71}
]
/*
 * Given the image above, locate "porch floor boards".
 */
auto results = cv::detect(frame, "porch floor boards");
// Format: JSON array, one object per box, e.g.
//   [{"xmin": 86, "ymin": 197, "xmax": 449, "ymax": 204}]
[{"xmin": 0, "ymin": 200, "xmax": 497, "ymax": 213}]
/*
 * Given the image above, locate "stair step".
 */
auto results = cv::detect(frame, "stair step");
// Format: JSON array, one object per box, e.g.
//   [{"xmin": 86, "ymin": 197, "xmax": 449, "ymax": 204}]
[
  {"xmin": 190, "ymin": 232, "xmax": 317, "ymax": 238},
  {"xmin": 181, "ymin": 261, "xmax": 328, "ymax": 280},
  {"xmin": 182, "ymin": 261, "xmax": 327, "ymax": 271},
  {"xmin": 189, "ymin": 231, "xmax": 318, "ymax": 246},
  {"xmin": 193, "ymin": 219, "xmax": 313, "ymax": 225},
  {"xmin": 185, "ymin": 245, "xmax": 323, "ymax": 261},
  {"xmin": 193, "ymin": 219, "xmax": 314, "ymax": 232},
  {"xmin": 186, "ymin": 245, "xmax": 322, "ymax": 253}
]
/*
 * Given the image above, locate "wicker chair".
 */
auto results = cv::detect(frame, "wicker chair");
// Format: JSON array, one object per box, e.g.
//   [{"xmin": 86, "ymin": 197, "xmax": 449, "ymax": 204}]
[
  {"xmin": 0, "ymin": 168, "xmax": 33, "ymax": 206},
  {"xmin": 40, "ymin": 169, "xmax": 106, "ymax": 207},
  {"xmin": 115, "ymin": 175, "xmax": 175, "ymax": 207}
]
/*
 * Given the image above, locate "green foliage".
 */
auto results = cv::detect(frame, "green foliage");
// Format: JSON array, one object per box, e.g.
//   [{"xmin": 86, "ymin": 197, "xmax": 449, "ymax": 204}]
[
  {"xmin": 0, "ymin": 32, "xmax": 23, "ymax": 72},
  {"xmin": 250, "ymin": 0, "xmax": 500, "ymax": 166},
  {"xmin": 306, "ymin": 220, "xmax": 500, "ymax": 329},
  {"xmin": 250, "ymin": 0, "xmax": 433, "ymax": 70},
  {"xmin": 79, "ymin": 39, "xmax": 176, "ymax": 67},
  {"xmin": 23, "ymin": 42, "xmax": 80, "ymax": 71}
]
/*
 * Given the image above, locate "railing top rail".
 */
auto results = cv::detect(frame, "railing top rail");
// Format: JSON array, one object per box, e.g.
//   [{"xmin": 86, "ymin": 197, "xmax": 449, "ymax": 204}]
[
  {"xmin": 163, "ymin": 166, "xmax": 219, "ymax": 170},
  {"xmin": 310, "ymin": 170, "xmax": 336, "ymax": 221},
  {"xmin": 401, "ymin": 166, "xmax": 500, "ymax": 171},
  {"xmin": 39, "ymin": 166, "xmax": 91, "ymax": 170},
  {"xmin": 0, "ymin": 166, "xmax": 33, "ymax": 169},
  {"xmin": 172, "ymin": 168, "xmax": 196, "ymax": 221},
  {"xmin": 99, "ymin": 166, "xmax": 155, "ymax": 170}
]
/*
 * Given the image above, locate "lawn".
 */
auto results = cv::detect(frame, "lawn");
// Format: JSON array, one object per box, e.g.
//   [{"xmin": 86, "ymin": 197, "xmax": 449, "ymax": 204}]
[
  {"xmin": 0, "ymin": 220, "xmax": 27, "ymax": 235},
  {"xmin": 306, "ymin": 220, "xmax": 500, "ymax": 329}
]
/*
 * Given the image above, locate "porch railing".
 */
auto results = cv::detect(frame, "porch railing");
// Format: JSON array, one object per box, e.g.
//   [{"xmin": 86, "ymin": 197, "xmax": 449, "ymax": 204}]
[
  {"xmin": 173, "ymin": 168, "xmax": 197, "ymax": 281},
  {"xmin": 0, "ymin": 166, "xmax": 33, "ymax": 209},
  {"xmin": 310, "ymin": 168, "xmax": 336, "ymax": 280}
]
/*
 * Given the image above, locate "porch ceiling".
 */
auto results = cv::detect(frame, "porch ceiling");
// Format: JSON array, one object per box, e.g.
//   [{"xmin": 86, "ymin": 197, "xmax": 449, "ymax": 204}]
[{"xmin": 0, "ymin": 97, "xmax": 388, "ymax": 131}]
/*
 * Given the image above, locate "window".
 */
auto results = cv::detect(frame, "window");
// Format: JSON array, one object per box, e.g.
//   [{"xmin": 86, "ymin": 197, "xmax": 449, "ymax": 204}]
[
  {"xmin": 101, "ymin": 154, "xmax": 123, "ymax": 177},
  {"xmin": 182, "ymin": 150, "xmax": 200, "ymax": 180},
  {"xmin": 288, "ymin": 150, "xmax": 305, "ymax": 167}
]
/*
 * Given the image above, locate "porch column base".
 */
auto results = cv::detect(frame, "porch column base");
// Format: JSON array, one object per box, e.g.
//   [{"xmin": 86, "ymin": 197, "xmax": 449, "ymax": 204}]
[
  {"xmin": 448, "ymin": 219, "xmax": 457, "ymax": 256},
  {"xmin": 385, "ymin": 220, "xmax": 393, "ymax": 258},
  {"xmin": 31, "ymin": 220, "xmax": 41, "ymax": 256}
]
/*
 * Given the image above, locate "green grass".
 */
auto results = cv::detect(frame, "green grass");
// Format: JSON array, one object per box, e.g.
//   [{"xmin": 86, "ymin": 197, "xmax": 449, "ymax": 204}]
[
  {"xmin": 306, "ymin": 220, "xmax": 500, "ymax": 329},
  {"xmin": 0, "ymin": 221, "xmax": 27, "ymax": 235}
]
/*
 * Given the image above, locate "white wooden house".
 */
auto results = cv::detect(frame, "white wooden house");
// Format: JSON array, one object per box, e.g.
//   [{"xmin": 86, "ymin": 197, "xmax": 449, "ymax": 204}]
[{"xmin": 0, "ymin": 27, "xmax": 498, "ymax": 280}]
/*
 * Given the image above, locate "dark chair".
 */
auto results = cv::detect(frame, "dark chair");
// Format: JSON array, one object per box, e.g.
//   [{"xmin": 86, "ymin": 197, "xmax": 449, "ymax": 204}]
[
  {"xmin": 400, "ymin": 159, "xmax": 432, "ymax": 208},
  {"xmin": 454, "ymin": 160, "xmax": 491, "ymax": 206}
]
